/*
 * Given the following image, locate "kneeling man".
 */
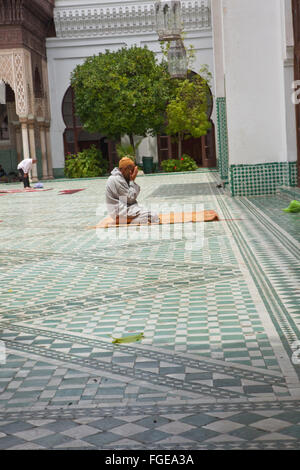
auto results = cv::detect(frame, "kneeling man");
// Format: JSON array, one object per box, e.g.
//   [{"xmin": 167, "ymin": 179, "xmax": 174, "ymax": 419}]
[{"xmin": 106, "ymin": 157, "xmax": 159, "ymax": 224}]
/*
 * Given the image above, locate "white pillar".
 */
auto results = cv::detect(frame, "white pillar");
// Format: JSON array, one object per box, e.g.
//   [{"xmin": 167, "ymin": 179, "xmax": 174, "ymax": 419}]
[
  {"xmin": 15, "ymin": 124, "xmax": 23, "ymax": 163},
  {"xmin": 28, "ymin": 119, "xmax": 38, "ymax": 182},
  {"xmin": 222, "ymin": 0, "xmax": 286, "ymax": 166},
  {"xmin": 211, "ymin": 0, "xmax": 226, "ymax": 98},
  {"xmin": 20, "ymin": 119, "xmax": 30, "ymax": 160},
  {"xmin": 45, "ymin": 122, "xmax": 54, "ymax": 179},
  {"xmin": 39, "ymin": 122, "xmax": 49, "ymax": 179}
]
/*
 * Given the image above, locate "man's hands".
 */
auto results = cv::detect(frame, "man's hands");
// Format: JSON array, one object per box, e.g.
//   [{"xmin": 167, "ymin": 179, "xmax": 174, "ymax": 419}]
[{"xmin": 130, "ymin": 166, "xmax": 138, "ymax": 181}]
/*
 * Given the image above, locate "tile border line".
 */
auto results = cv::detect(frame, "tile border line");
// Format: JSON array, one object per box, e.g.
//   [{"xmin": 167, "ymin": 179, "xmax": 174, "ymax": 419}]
[{"xmin": 215, "ymin": 193, "xmax": 300, "ymax": 385}]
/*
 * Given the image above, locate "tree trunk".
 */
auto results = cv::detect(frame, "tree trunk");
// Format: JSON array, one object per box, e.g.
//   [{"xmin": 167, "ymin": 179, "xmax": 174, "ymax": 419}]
[
  {"xmin": 129, "ymin": 134, "xmax": 135, "ymax": 154},
  {"xmin": 178, "ymin": 133, "xmax": 182, "ymax": 159}
]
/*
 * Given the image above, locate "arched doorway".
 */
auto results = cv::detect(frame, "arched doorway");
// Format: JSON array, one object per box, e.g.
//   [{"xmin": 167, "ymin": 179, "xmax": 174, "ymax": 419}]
[
  {"xmin": 157, "ymin": 72, "xmax": 217, "ymax": 168},
  {"xmin": 0, "ymin": 83, "xmax": 22, "ymax": 180},
  {"xmin": 0, "ymin": 105, "xmax": 9, "ymax": 141},
  {"xmin": 62, "ymin": 86, "xmax": 116, "ymax": 167}
]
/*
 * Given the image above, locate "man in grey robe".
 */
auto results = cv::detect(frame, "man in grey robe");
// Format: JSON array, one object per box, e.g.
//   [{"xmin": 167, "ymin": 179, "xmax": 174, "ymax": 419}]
[{"xmin": 106, "ymin": 157, "xmax": 159, "ymax": 224}]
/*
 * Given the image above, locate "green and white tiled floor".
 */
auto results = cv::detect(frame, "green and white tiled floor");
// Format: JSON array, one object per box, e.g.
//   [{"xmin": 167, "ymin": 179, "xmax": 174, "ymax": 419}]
[{"xmin": 0, "ymin": 172, "xmax": 300, "ymax": 449}]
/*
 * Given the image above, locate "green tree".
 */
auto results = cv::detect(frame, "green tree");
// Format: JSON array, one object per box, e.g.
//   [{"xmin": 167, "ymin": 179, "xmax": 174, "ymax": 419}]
[
  {"xmin": 71, "ymin": 46, "xmax": 171, "ymax": 153},
  {"xmin": 166, "ymin": 71, "xmax": 212, "ymax": 158}
]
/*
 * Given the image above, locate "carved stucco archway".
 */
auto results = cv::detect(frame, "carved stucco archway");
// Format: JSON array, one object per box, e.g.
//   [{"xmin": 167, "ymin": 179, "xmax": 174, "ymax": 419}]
[
  {"xmin": 0, "ymin": 49, "xmax": 53, "ymax": 179},
  {"xmin": 0, "ymin": 49, "xmax": 33, "ymax": 118}
]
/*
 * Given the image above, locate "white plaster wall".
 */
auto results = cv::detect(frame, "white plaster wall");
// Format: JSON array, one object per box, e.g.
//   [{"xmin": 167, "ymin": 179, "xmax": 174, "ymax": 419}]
[
  {"xmin": 284, "ymin": 64, "xmax": 298, "ymax": 162},
  {"xmin": 46, "ymin": 31, "xmax": 215, "ymax": 169},
  {"xmin": 283, "ymin": 0, "xmax": 295, "ymax": 50},
  {"xmin": 211, "ymin": 0, "xmax": 225, "ymax": 97},
  {"xmin": 222, "ymin": 0, "xmax": 287, "ymax": 165},
  {"xmin": 281, "ymin": 0, "xmax": 297, "ymax": 162}
]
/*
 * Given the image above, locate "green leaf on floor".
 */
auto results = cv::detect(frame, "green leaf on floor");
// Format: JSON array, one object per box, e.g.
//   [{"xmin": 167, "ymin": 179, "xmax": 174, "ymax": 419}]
[
  {"xmin": 283, "ymin": 200, "xmax": 300, "ymax": 213},
  {"xmin": 112, "ymin": 333, "xmax": 144, "ymax": 344}
]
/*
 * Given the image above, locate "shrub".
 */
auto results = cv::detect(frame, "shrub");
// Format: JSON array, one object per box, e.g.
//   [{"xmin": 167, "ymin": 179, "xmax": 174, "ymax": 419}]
[
  {"xmin": 116, "ymin": 143, "xmax": 135, "ymax": 161},
  {"xmin": 64, "ymin": 145, "xmax": 108, "ymax": 178},
  {"xmin": 179, "ymin": 154, "xmax": 198, "ymax": 171},
  {"xmin": 161, "ymin": 159, "xmax": 179, "ymax": 172},
  {"xmin": 161, "ymin": 154, "xmax": 198, "ymax": 173}
]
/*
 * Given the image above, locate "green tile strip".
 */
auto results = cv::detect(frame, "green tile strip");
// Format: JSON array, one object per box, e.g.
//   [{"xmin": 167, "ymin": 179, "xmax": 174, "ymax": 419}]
[
  {"xmin": 216, "ymin": 97, "xmax": 229, "ymax": 181},
  {"xmin": 2, "ymin": 323, "xmax": 284, "ymax": 386},
  {"xmin": 244, "ymin": 191, "xmax": 300, "ymax": 244},
  {"xmin": 239, "ymin": 195, "xmax": 300, "ymax": 259},
  {"xmin": 52, "ymin": 168, "xmax": 65, "ymax": 179},
  {"xmin": 289, "ymin": 161, "xmax": 298, "ymax": 187},
  {"xmin": 280, "ymin": 185, "xmax": 300, "ymax": 199},
  {"xmin": 3, "ymin": 339, "xmax": 245, "ymax": 400},
  {"xmin": 48, "ymin": 168, "xmax": 218, "ymax": 182},
  {"xmin": 217, "ymin": 194, "xmax": 300, "ymax": 373},
  {"xmin": 230, "ymin": 162, "xmax": 291, "ymax": 197},
  {"xmin": 0, "ymin": 148, "xmax": 18, "ymax": 173}
]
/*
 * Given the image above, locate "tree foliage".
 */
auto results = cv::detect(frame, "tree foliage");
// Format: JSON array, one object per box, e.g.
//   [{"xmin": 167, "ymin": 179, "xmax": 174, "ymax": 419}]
[
  {"xmin": 64, "ymin": 145, "xmax": 108, "ymax": 178},
  {"xmin": 71, "ymin": 46, "xmax": 171, "ymax": 146},
  {"xmin": 166, "ymin": 71, "xmax": 212, "ymax": 157}
]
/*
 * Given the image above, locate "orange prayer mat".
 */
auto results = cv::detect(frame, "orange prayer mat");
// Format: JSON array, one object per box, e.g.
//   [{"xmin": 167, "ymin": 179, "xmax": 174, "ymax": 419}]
[{"xmin": 88, "ymin": 210, "xmax": 219, "ymax": 229}]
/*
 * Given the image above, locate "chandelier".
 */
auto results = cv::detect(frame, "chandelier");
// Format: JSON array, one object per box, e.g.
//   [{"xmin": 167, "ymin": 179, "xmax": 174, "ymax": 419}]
[{"xmin": 155, "ymin": 0, "xmax": 187, "ymax": 79}]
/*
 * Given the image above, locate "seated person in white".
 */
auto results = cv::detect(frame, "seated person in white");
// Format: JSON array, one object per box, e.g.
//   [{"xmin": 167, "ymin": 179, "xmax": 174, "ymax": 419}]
[{"xmin": 106, "ymin": 157, "xmax": 159, "ymax": 224}]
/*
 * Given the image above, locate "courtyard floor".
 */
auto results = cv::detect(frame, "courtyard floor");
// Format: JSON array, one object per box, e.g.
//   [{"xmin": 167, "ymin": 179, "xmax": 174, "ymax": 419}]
[{"xmin": 0, "ymin": 170, "xmax": 300, "ymax": 450}]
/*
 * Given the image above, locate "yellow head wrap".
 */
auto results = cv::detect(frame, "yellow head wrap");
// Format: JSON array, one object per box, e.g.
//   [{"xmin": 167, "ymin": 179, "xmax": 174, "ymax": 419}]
[{"xmin": 119, "ymin": 157, "xmax": 135, "ymax": 169}]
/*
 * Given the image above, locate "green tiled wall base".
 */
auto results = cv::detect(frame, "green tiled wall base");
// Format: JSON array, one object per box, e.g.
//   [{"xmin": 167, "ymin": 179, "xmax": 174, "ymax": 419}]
[
  {"xmin": 289, "ymin": 161, "xmax": 298, "ymax": 187},
  {"xmin": 0, "ymin": 148, "xmax": 18, "ymax": 173},
  {"xmin": 229, "ymin": 162, "xmax": 296, "ymax": 196},
  {"xmin": 53, "ymin": 168, "xmax": 65, "ymax": 178},
  {"xmin": 36, "ymin": 148, "xmax": 43, "ymax": 180},
  {"xmin": 216, "ymin": 97, "xmax": 229, "ymax": 181}
]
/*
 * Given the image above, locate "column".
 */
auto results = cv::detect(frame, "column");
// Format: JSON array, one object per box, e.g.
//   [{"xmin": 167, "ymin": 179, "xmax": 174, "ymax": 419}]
[
  {"xmin": 20, "ymin": 118, "xmax": 30, "ymax": 160},
  {"xmin": 211, "ymin": 0, "xmax": 229, "ymax": 180},
  {"xmin": 38, "ymin": 121, "xmax": 49, "ymax": 179},
  {"xmin": 45, "ymin": 122, "xmax": 54, "ymax": 179},
  {"xmin": 15, "ymin": 124, "xmax": 23, "ymax": 163},
  {"xmin": 28, "ymin": 119, "xmax": 38, "ymax": 182},
  {"xmin": 221, "ymin": 0, "xmax": 287, "ymax": 196},
  {"xmin": 222, "ymin": 0, "xmax": 285, "ymax": 166}
]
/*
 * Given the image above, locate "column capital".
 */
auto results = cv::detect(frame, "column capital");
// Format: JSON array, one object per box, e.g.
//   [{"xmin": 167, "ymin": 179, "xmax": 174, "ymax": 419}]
[
  {"xmin": 37, "ymin": 119, "xmax": 46, "ymax": 130},
  {"xmin": 11, "ymin": 121, "xmax": 21, "ymax": 129},
  {"xmin": 28, "ymin": 119, "xmax": 36, "ymax": 130}
]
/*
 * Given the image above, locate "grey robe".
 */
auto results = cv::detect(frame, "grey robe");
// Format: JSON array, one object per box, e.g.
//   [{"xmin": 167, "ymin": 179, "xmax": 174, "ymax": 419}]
[{"xmin": 105, "ymin": 168, "xmax": 159, "ymax": 223}]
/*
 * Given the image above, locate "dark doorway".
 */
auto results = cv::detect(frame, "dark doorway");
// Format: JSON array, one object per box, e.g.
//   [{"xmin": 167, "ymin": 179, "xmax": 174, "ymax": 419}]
[
  {"xmin": 157, "ymin": 71, "xmax": 217, "ymax": 169},
  {"xmin": 157, "ymin": 122, "xmax": 216, "ymax": 168}
]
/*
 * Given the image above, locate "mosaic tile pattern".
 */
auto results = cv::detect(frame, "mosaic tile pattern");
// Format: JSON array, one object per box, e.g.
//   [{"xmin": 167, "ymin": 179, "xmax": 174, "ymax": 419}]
[
  {"xmin": 149, "ymin": 183, "xmax": 225, "ymax": 198},
  {"xmin": 216, "ymin": 97, "xmax": 229, "ymax": 181},
  {"xmin": 229, "ymin": 162, "xmax": 289, "ymax": 197},
  {"xmin": 0, "ymin": 172, "xmax": 300, "ymax": 449},
  {"xmin": 241, "ymin": 192, "xmax": 300, "ymax": 244},
  {"xmin": 2, "ymin": 277, "xmax": 279, "ymax": 370},
  {"xmin": 289, "ymin": 162, "xmax": 298, "ymax": 187},
  {"xmin": 0, "ymin": 401, "xmax": 300, "ymax": 449},
  {"xmin": 222, "ymin": 195, "xmax": 300, "ymax": 344},
  {"xmin": 216, "ymin": 189, "xmax": 300, "ymax": 358}
]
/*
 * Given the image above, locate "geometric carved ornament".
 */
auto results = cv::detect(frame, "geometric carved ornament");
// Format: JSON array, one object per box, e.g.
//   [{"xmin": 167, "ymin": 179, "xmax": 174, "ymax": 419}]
[{"xmin": 0, "ymin": 50, "xmax": 31, "ymax": 117}]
